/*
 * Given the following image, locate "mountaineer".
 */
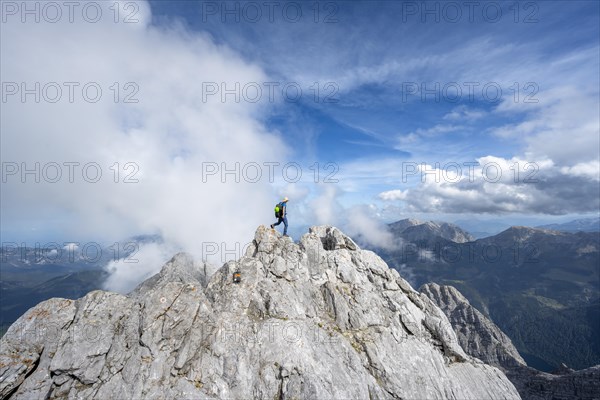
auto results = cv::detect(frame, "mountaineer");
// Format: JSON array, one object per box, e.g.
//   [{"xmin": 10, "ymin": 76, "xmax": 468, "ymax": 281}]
[{"xmin": 271, "ymin": 197, "xmax": 289, "ymax": 236}]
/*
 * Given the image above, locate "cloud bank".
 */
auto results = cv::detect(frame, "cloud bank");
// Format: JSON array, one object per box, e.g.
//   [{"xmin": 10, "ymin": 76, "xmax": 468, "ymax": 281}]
[
  {"xmin": 1, "ymin": 1, "xmax": 286, "ymax": 292},
  {"xmin": 379, "ymin": 156, "xmax": 600, "ymax": 215}
]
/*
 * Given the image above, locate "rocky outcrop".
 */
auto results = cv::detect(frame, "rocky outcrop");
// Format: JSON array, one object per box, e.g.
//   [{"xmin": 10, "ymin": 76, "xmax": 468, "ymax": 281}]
[
  {"xmin": 421, "ymin": 283, "xmax": 600, "ymax": 400},
  {"xmin": 0, "ymin": 226, "xmax": 520, "ymax": 399}
]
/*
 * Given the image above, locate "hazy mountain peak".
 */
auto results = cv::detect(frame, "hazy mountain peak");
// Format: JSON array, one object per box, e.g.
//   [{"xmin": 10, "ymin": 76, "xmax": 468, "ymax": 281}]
[
  {"xmin": 494, "ymin": 225, "xmax": 564, "ymax": 242},
  {"xmin": 388, "ymin": 218, "xmax": 475, "ymax": 243},
  {"xmin": 388, "ymin": 218, "xmax": 422, "ymax": 232},
  {"xmin": 536, "ymin": 217, "xmax": 600, "ymax": 233}
]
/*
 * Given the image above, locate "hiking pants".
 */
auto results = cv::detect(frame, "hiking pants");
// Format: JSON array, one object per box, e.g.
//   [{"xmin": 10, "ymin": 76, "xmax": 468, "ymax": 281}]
[{"xmin": 274, "ymin": 216, "xmax": 288, "ymax": 235}]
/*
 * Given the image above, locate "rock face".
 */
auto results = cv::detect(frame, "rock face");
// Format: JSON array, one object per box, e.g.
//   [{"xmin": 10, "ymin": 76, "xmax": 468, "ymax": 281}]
[
  {"xmin": 0, "ymin": 226, "xmax": 519, "ymax": 399},
  {"xmin": 421, "ymin": 283, "xmax": 600, "ymax": 400},
  {"xmin": 420, "ymin": 283, "xmax": 526, "ymax": 370}
]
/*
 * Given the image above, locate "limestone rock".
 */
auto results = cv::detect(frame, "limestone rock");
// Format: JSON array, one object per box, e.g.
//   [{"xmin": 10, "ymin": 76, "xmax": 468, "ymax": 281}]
[{"xmin": 1, "ymin": 226, "xmax": 520, "ymax": 399}]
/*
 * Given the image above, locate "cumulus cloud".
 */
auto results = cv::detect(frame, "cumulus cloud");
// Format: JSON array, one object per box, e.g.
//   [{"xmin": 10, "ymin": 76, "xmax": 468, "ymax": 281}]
[
  {"xmin": 378, "ymin": 156, "xmax": 600, "ymax": 215},
  {"xmin": 386, "ymin": 72, "xmax": 599, "ymax": 217},
  {"xmin": 1, "ymin": 1, "xmax": 287, "ymax": 291},
  {"xmin": 379, "ymin": 190, "xmax": 407, "ymax": 201},
  {"xmin": 559, "ymin": 161, "xmax": 600, "ymax": 179}
]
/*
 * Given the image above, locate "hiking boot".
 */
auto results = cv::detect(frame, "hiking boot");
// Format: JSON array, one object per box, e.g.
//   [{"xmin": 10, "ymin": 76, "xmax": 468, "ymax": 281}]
[{"xmin": 270, "ymin": 224, "xmax": 274, "ymax": 229}]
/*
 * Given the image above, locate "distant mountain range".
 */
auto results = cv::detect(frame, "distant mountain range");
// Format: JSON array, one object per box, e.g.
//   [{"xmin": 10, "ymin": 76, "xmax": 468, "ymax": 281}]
[
  {"xmin": 376, "ymin": 219, "xmax": 600, "ymax": 371},
  {"xmin": 0, "ymin": 253, "xmax": 107, "ymax": 336},
  {"xmin": 536, "ymin": 217, "xmax": 600, "ymax": 233},
  {"xmin": 0, "ymin": 235, "xmax": 162, "ymax": 335},
  {"xmin": 3, "ymin": 219, "xmax": 599, "ymax": 374},
  {"xmin": 0, "ymin": 269, "xmax": 108, "ymax": 333},
  {"xmin": 450, "ymin": 216, "xmax": 600, "ymax": 239}
]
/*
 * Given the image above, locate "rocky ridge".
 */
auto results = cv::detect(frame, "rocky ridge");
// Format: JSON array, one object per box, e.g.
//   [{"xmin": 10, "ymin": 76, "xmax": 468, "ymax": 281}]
[{"xmin": 0, "ymin": 226, "xmax": 519, "ymax": 399}]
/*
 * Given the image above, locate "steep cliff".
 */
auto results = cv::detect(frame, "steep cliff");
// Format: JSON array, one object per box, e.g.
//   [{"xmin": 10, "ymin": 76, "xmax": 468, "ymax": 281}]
[{"xmin": 421, "ymin": 283, "xmax": 600, "ymax": 400}]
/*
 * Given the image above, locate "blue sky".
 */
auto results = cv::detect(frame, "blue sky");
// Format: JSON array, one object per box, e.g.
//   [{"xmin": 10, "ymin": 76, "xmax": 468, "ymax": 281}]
[
  {"xmin": 148, "ymin": 0, "xmax": 600, "ymax": 222},
  {"xmin": 1, "ymin": 0, "xmax": 599, "ymax": 253}
]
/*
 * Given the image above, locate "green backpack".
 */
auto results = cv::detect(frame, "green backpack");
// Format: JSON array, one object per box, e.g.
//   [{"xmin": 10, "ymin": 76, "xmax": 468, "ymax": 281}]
[{"xmin": 274, "ymin": 202, "xmax": 283, "ymax": 218}]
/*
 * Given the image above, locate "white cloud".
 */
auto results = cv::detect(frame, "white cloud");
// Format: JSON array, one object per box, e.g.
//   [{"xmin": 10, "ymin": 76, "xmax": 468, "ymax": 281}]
[
  {"xmin": 343, "ymin": 205, "xmax": 396, "ymax": 250},
  {"xmin": 418, "ymin": 249, "xmax": 435, "ymax": 262},
  {"xmin": 379, "ymin": 190, "xmax": 407, "ymax": 201},
  {"xmin": 443, "ymin": 106, "xmax": 486, "ymax": 121},
  {"xmin": 103, "ymin": 242, "xmax": 179, "ymax": 294},
  {"xmin": 305, "ymin": 186, "xmax": 396, "ymax": 249},
  {"xmin": 1, "ymin": 1, "xmax": 287, "ymax": 291},
  {"xmin": 560, "ymin": 161, "xmax": 600, "ymax": 180},
  {"xmin": 395, "ymin": 125, "xmax": 463, "ymax": 154},
  {"xmin": 378, "ymin": 156, "xmax": 600, "ymax": 215},
  {"xmin": 63, "ymin": 243, "xmax": 79, "ymax": 252},
  {"xmin": 491, "ymin": 85, "xmax": 599, "ymax": 165},
  {"xmin": 277, "ymin": 184, "xmax": 310, "ymax": 203},
  {"xmin": 309, "ymin": 185, "xmax": 341, "ymax": 226},
  {"xmin": 409, "ymin": 124, "xmax": 462, "ymax": 137}
]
